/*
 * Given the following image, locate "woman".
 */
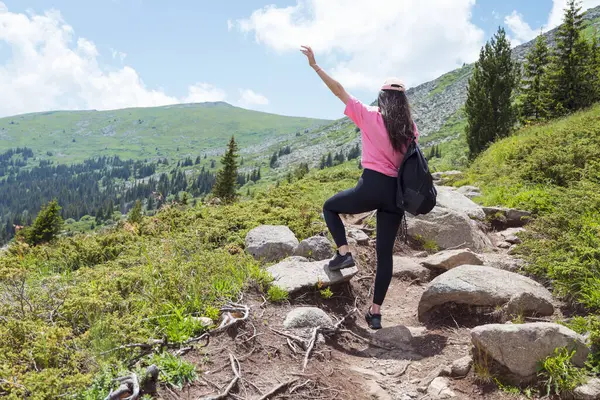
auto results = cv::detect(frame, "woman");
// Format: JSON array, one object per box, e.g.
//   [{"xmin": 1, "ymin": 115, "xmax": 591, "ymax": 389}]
[{"xmin": 300, "ymin": 45, "xmax": 418, "ymax": 330}]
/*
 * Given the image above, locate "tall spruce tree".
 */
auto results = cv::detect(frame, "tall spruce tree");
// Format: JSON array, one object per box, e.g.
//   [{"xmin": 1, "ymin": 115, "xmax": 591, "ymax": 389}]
[
  {"xmin": 212, "ymin": 136, "xmax": 239, "ymax": 203},
  {"xmin": 548, "ymin": 0, "xmax": 591, "ymax": 114},
  {"xmin": 465, "ymin": 27, "xmax": 518, "ymax": 158},
  {"xmin": 520, "ymin": 34, "xmax": 552, "ymax": 122},
  {"xmin": 587, "ymin": 30, "xmax": 600, "ymax": 103}
]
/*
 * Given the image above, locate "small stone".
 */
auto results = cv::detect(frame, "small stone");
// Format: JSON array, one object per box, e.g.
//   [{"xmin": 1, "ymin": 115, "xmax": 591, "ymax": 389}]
[
  {"xmin": 267, "ymin": 258, "xmax": 358, "ymax": 294},
  {"xmin": 574, "ymin": 377, "xmax": 600, "ymax": 400},
  {"xmin": 283, "ymin": 307, "xmax": 333, "ymax": 329},
  {"xmin": 421, "ymin": 249, "xmax": 484, "ymax": 270},
  {"xmin": 414, "ymin": 251, "xmax": 429, "ymax": 258},
  {"xmin": 504, "ymin": 234, "xmax": 522, "ymax": 245},
  {"xmin": 497, "ymin": 241, "xmax": 511, "ymax": 249},
  {"xmin": 294, "ymin": 236, "xmax": 334, "ymax": 261},
  {"xmin": 348, "ymin": 228, "xmax": 369, "ymax": 245},
  {"xmin": 393, "ymin": 256, "xmax": 431, "ymax": 282},
  {"xmin": 196, "ymin": 317, "xmax": 214, "ymax": 328},
  {"xmin": 508, "ymin": 245, "xmax": 519, "ymax": 255},
  {"xmin": 451, "ymin": 355, "xmax": 472, "ymax": 377},
  {"xmin": 428, "ymin": 377, "xmax": 456, "ymax": 399}
]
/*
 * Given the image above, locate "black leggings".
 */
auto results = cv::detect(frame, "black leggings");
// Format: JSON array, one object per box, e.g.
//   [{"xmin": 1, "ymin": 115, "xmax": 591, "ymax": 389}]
[{"xmin": 323, "ymin": 169, "xmax": 404, "ymax": 306}]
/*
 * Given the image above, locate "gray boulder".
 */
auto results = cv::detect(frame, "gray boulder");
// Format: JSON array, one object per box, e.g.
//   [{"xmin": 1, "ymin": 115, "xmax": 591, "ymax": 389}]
[
  {"xmin": 471, "ymin": 323, "xmax": 589, "ymax": 380},
  {"xmin": 421, "ymin": 249, "xmax": 484, "ymax": 270},
  {"xmin": 283, "ymin": 307, "xmax": 333, "ymax": 329},
  {"xmin": 294, "ymin": 236, "xmax": 334, "ymax": 261},
  {"xmin": 575, "ymin": 377, "xmax": 600, "ymax": 400},
  {"xmin": 245, "ymin": 225, "xmax": 299, "ymax": 262},
  {"xmin": 436, "ymin": 186, "xmax": 485, "ymax": 220},
  {"xmin": 393, "ymin": 256, "xmax": 431, "ymax": 282},
  {"xmin": 407, "ymin": 207, "xmax": 492, "ymax": 251},
  {"xmin": 418, "ymin": 265, "xmax": 554, "ymax": 320},
  {"xmin": 267, "ymin": 257, "xmax": 358, "ymax": 294}
]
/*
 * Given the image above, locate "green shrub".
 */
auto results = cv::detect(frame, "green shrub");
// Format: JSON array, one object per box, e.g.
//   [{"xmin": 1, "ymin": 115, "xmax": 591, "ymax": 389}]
[
  {"xmin": 537, "ymin": 347, "xmax": 587, "ymax": 396},
  {"xmin": 149, "ymin": 352, "xmax": 198, "ymax": 389},
  {"xmin": 267, "ymin": 285, "xmax": 288, "ymax": 303}
]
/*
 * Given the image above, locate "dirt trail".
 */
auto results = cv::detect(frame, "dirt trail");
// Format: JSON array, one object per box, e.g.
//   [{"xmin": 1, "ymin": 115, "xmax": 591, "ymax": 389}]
[{"xmin": 163, "ymin": 213, "xmax": 536, "ymax": 400}]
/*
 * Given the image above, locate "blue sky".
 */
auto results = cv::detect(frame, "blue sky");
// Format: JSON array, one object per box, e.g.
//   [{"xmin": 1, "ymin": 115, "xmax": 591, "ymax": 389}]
[{"xmin": 0, "ymin": 0, "xmax": 597, "ymax": 120}]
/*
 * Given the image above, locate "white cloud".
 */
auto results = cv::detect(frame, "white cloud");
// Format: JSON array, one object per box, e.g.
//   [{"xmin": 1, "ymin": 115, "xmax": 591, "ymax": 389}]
[
  {"xmin": 231, "ymin": 0, "xmax": 485, "ymax": 91},
  {"xmin": 0, "ymin": 3, "xmax": 227, "ymax": 117},
  {"xmin": 110, "ymin": 47, "xmax": 127, "ymax": 62},
  {"xmin": 505, "ymin": 0, "xmax": 600, "ymax": 46},
  {"xmin": 238, "ymin": 89, "xmax": 269, "ymax": 108},
  {"xmin": 504, "ymin": 11, "xmax": 538, "ymax": 46},
  {"xmin": 184, "ymin": 83, "xmax": 227, "ymax": 103}
]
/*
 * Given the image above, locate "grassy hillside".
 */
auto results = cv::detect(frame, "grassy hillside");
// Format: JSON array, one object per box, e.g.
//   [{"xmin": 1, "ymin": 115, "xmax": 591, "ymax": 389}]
[
  {"xmin": 463, "ymin": 105, "xmax": 600, "ymax": 369},
  {"xmin": 0, "ymin": 102, "xmax": 330, "ymax": 164}
]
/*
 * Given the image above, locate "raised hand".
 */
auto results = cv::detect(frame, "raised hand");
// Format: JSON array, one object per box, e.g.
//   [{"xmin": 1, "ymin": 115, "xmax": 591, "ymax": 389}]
[{"xmin": 300, "ymin": 45, "xmax": 317, "ymax": 67}]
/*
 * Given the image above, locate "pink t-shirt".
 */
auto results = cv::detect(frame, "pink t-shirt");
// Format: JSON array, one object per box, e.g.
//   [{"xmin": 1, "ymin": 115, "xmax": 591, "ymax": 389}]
[{"xmin": 344, "ymin": 95, "xmax": 419, "ymax": 178}]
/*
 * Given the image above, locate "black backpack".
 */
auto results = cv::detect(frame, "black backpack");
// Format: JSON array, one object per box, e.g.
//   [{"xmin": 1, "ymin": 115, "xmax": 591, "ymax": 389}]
[{"xmin": 396, "ymin": 137, "xmax": 437, "ymax": 216}]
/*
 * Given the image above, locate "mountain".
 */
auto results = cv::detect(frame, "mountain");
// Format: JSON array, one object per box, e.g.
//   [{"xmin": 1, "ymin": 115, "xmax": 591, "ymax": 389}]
[{"xmin": 0, "ymin": 102, "xmax": 330, "ymax": 164}]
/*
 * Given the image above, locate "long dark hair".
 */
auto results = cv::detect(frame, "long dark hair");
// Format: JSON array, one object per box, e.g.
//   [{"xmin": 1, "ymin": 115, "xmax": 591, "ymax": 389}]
[{"xmin": 378, "ymin": 90, "xmax": 415, "ymax": 152}]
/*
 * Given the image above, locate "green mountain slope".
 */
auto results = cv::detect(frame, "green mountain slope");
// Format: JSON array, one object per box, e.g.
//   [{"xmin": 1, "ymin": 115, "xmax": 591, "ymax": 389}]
[{"xmin": 0, "ymin": 102, "xmax": 330, "ymax": 163}]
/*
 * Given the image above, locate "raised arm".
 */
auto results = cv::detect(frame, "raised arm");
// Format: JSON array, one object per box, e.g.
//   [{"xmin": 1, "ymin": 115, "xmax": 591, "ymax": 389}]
[{"xmin": 301, "ymin": 45, "xmax": 350, "ymax": 105}]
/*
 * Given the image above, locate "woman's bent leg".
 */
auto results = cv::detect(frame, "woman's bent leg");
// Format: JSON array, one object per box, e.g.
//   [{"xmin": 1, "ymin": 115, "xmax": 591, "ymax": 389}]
[{"xmin": 323, "ymin": 179, "xmax": 375, "ymax": 248}]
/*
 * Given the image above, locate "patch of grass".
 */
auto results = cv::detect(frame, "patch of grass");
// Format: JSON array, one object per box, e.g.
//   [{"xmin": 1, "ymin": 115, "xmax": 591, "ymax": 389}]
[
  {"xmin": 537, "ymin": 347, "xmax": 587, "ymax": 397},
  {"xmin": 319, "ymin": 287, "xmax": 334, "ymax": 299},
  {"xmin": 267, "ymin": 285, "xmax": 289, "ymax": 303},
  {"xmin": 149, "ymin": 352, "xmax": 198, "ymax": 390}
]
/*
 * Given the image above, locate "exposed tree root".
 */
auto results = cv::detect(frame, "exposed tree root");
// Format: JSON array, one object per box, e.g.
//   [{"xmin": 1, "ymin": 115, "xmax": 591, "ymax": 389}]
[{"xmin": 200, "ymin": 353, "xmax": 241, "ymax": 400}]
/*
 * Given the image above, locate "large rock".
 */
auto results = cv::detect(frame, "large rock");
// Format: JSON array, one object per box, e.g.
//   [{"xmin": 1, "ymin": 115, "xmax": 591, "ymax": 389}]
[
  {"xmin": 418, "ymin": 265, "xmax": 554, "ymax": 320},
  {"xmin": 283, "ymin": 307, "xmax": 333, "ymax": 329},
  {"xmin": 483, "ymin": 206, "xmax": 532, "ymax": 228},
  {"xmin": 435, "ymin": 186, "xmax": 485, "ymax": 220},
  {"xmin": 245, "ymin": 225, "xmax": 299, "ymax": 262},
  {"xmin": 393, "ymin": 256, "xmax": 431, "ymax": 282},
  {"xmin": 471, "ymin": 323, "xmax": 589, "ymax": 380},
  {"xmin": 267, "ymin": 257, "xmax": 358, "ymax": 293},
  {"xmin": 575, "ymin": 378, "xmax": 600, "ymax": 400},
  {"xmin": 407, "ymin": 207, "xmax": 492, "ymax": 251},
  {"xmin": 421, "ymin": 249, "xmax": 484, "ymax": 270},
  {"xmin": 294, "ymin": 236, "xmax": 334, "ymax": 261}
]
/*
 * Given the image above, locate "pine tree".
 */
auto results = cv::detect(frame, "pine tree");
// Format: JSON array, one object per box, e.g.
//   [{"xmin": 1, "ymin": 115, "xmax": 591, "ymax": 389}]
[
  {"xmin": 22, "ymin": 199, "xmax": 64, "ymax": 246},
  {"xmin": 465, "ymin": 27, "xmax": 519, "ymax": 158},
  {"xmin": 212, "ymin": 136, "xmax": 239, "ymax": 203},
  {"xmin": 435, "ymin": 145, "xmax": 441, "ymax": 159},
  {"xmin": 270, "ymin": 152, "xmax": 278, "ymax": 168},
  {"xmin": 587, "ymin": 30, "xmax": 600, "ymax": 103},
  {"xmin": 181, "ymin": 192, "xmax": 189, "ymax": 206},
  {"xmin": 520, "ymin": 34, "xmax": 552, "ymax": 123},
  {"xmin": 128, "ymin": 200, "xmax": 143, "ymax": 224},
  {"xmin": 326, "ymin": 152, "xmax": 333, "ymax": 168},
  {"xmin": 548, "ymin": 0, "xmax": 592, "ymax": 114},
  {"xmin": 427, "ymin": 146, "xmax": 435, "ymax": 159}
]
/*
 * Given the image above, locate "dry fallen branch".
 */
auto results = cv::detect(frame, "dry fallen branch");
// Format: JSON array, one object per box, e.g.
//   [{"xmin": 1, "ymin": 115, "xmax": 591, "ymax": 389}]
[
  {"xmin": 302, "ymin": 327, "xmax": 320, "ymax": 371},
  {"xmin": 290, "ymin": 379, "xmax": 312, "ymax": 393},
  {"xmin": 257, "ymin": 379, "xmax": 297, "ymax": 400},
  {"xmin": 104, "ymin": 372, "xmax": 139, "ymax": 400},
  {"xmin": 200, "ymin": 353, "xmax": 241, "ymax": 400}
]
